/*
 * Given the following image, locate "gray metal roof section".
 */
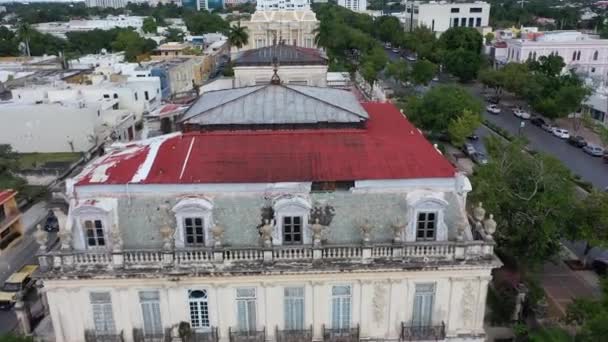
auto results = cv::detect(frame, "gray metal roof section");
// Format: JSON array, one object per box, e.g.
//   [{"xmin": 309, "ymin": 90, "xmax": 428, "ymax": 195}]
[
  {"xmin": 234, "ymin": 45, "xmax": 328, "ymax": 66},
  {"xmin": 180, "ymin": 84, "xmax": 368, "ymax": 125}
]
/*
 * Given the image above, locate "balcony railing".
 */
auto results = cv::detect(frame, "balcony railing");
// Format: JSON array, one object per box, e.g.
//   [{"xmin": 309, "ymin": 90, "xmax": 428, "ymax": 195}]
[
  {"xmin": 276, "ymin": 325, "xmax": 313, "ymax": 342},
  {"xmin": 187, "ymin": 327, "xmax": 220, "ymax": 342},
  {"xmin": 229, "ymin": 327, "xmax": 265, "ymax": 342},
  {"xmin": 41, "ymin": 240, "xmax": 494, "ymax": 272},
  {"xmin": 132, "ymin": 328, "xmax": 171, "ymax": 342},
  {"xmin": 84, "ymin": 329, "xmax": 124, "ymax": 342},
  {"xmin": 322, "ymin": 324, "xmax": 359, "ymax": 342},
  {"xmin": 400, "ymin": 322, "xmax": 446, "ymax": 341}
]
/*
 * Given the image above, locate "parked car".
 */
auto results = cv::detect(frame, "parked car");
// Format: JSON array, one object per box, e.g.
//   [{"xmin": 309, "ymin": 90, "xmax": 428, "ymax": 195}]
[
  {"xmin": 552, "ymin": 128, "xmax": 570, "ymax": 139},
  {"xmin": 0, "ymin": 265, "xmax": 37, "ymax": 310},
  {"xmin": 467, "ymin": 135, "xmax": 479, "ymax": 141},
  {"xmin": 530, "ymin": 117, "xmax": 546, "ymax": 127},
  {"xmin": 583, "ymin": 144, "xmax": 605, "ymax": 157},
  {"xmin": 484, "ymin": 95, "xmax": 499, "ymax": 104},
  {"xmin": 392, "ymin": 48, "xmax": 400, "ymax": 53},
  {"xmin": 471, "ymin": 152, "xmax": 488, "ymax": 165},
  {"xmin": 486, "ymin": 104, "xmax": 501, "ymax": 114},
  {"xmin": 462, "ymin": 143, "xmax": 476, "ymax": 156},
  {"xmin": 541, "ymin": 123, "xmax": 555, "ymax": 133},
  {"xmin": 406, "ymin": 55, "xmax": 417, "ymax": 62},
  {"xmin": 513, "ymin": 108, "xmax": 531, "ymax": 119},
  {"xmin": 567, "ymin": 135, "xmax": 587, "ymax": 148},
  {"xmin": 43, "ymin": 210, "xmax": 59, "ymax": 232}
]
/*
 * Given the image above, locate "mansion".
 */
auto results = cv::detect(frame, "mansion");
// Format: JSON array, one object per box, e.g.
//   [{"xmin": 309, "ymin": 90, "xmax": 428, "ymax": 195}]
[{"xmin": 36, "ymin": 79, "xmax": 500, "ymax": 342}]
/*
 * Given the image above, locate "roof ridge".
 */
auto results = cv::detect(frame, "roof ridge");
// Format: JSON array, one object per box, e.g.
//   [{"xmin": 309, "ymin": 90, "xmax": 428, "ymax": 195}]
[
  {"xmin": 180, "ymin": 86, "xmax": 265, "ymax": 122},
  {"xmin": 283, "ymin": 85, "xmax": 368, "ymax": 120}
]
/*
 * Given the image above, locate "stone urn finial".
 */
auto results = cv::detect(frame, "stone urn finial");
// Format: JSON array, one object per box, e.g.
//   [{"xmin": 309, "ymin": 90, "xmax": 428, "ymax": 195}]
[
  {"xmin": 391, "ymin": 219, "xmax": 405, "ymax": 243},
  {"xmin": 472, "ymin": 202, "xmax": 486, "ymax": 222},
  {"xmin": 456, "ymin": 220, "xmax": 467, "ymax": 241},
  {"xmin": 259, "ymin": 219, "xmax": 274, "ymax": 248},
  {"xmin": 359, "ymin": 220, "xmax": 373, "ymax": 243},
  {"xmin": 57, "ymin": 225, "xmax": 72, "ymax": 251},
  {"xmin": 310, "ymin": 219, "xmax": 324, "ymax": 247},
  {"xmin": 483, "ymin": 214, "xmax": 497, "ymax": 240},
  {"xmin": 210, "ymin": 224, "xmax": 224, "ymax": 247},
  {"xmin": 160, "ymin": 225, "xmax": 175, "ymax": 251},
  {"xmin": 34, "ymin": 224, "xmax": 48, "ymax": 251}
]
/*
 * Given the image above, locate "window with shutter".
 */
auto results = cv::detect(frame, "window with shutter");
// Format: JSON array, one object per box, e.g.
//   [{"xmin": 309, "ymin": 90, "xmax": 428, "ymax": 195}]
[
  {"xmin": 139, "ymin": 291, "xmax": 162, "ymax": 335},
  {"xmin": 90, "ymin": 292, "xmax": 116, "ymax": 334},
  {"xmin": 412, "ymin": 284, "xmax": 435, "ymax": 327},
  {"xmin": 331, "ymin": 285, "xmax": 351, "ymax": 329},
  {"xmin": 236, "ymin": 288, "xmax": 257, "ymax": 332},
  {"xmin": 284, "ymin": 287, "xmax": 304, "ymax": 330}
]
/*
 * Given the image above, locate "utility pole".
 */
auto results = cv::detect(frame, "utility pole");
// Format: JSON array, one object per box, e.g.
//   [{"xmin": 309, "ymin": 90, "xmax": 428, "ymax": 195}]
[{"xmin": 519, "ymin": 0, "xmax": 526, "ymax": 9}]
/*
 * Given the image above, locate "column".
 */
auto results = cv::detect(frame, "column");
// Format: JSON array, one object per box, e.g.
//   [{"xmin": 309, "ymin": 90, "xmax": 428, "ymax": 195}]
[
  {"xmin": 474, "ymin": 276, "xmax": 491, "ymax": 335},
  {"xmin": 387, "ymin": 278, "xmax": 404, "ymax": 339},
  {"xmin": 358, "ymin": 280, "xmax": 372, "ymax": 339},
  {"xmin": 311, "ymin": 281, "xmax": 325, "ymax": 341}
]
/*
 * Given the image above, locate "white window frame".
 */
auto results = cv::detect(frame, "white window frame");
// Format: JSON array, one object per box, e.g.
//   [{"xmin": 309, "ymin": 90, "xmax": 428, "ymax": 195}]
[
  {"xmin": 172, "ymin": 197, "xmax": 214, "ymax": 248},
  {"xmin": 405, "ymin": 195, "xmax": 448, "ymax": 242},
  {"xmin": 330, "ymin": 284, "xmax": 352, "ymax": 330},
  {"xmin": 90, "ymin": 291, "xmax": 116, "ymax": 335},
  {"xmin": 73, "ymin": 205, "xmax": 113, "ymax": 251},
  {"xmin": 284, "ymin": 286, "xmax": 305, "ymax": 330},
  {"xmin": 139, "ymin": 290, "xmax": 163, "ymax": 336},
  {"xmin": 411, "ymin": 283, "xmax": 436, "ymax": 327},
  {"xmin": 188, "ymin": 289, "xmax": 211, "ymax": 331},
  {"xmin": 272, "ymin": 196, "xmax": 311, "ymax": 245},
  {"xmin": 235, "ymin": 287, "xmax": 257, "ymax": 332}
]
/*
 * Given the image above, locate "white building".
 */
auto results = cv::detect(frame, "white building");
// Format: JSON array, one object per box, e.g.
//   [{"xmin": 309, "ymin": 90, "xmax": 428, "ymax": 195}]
[
  {"xmin": 257, "ymin": 0, "xmax": 311, "ymax": 11},
  {"xmin": 337, "ymin": 0, "xmax": 367, "ymax": 12},
  {"xmin": 84, "ymin": 0, "xmax": 128, "ymax": 9},
  {"xmin": 35, "ymin": 16, "xmax": 146, "ymax": 39},
  {"xmin": 399, "ymin": 1, "xmax": 490, "ymax": 35},
  {"xmin": 583, "ymin": 87, "xmax": 608, "ymax": 126},
  {"xmin": 36, "ymin": 80, "xmax": 500, "ymax": 342},
  {"xmin": 505, "ymin": 31, "xmax": 608, "ymax": 80}
]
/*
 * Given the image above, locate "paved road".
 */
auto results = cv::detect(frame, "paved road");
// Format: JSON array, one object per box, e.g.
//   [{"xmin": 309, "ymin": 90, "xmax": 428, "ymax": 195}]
[{"xmin": 0, "ymin": 202, "xmax": 49, "ymax": 333}]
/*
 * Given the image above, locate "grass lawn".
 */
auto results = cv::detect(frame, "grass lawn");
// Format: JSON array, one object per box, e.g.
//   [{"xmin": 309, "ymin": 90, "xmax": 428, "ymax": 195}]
[
  {"xmin": 529, "ymin": 327, "xmax": 572, "ymax": 342},
  {"xmin": 17, "ymin": 152, "xmax": 82, "ymax": 170}
]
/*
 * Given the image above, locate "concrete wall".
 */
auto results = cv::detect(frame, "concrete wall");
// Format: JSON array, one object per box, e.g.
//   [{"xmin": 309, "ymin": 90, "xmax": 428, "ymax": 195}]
[
  {"xmin": 45, "ymin": 269, "xmax": 491, "ymax": 342},
  {"xmin": 0, "ymin": 103, "xmax": 98, "ymax": 153}
]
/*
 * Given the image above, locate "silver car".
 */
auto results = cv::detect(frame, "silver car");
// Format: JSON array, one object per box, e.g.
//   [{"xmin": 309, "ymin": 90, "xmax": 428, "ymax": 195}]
[{"xmin": 583, "ymin": 144, "xmax": 604, "ymax": 157}]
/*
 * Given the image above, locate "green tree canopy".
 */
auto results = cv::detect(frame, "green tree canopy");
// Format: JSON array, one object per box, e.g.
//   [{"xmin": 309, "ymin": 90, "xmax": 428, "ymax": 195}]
[
  {"xmin": 470, "ymin": 137, "xmax": 575, "ymax": 268},
  {"xmin": 444, "ymin": 48, "xmax": 482, "ymax": 82},
  {"xmin": 184, "ymin": 11, "xmax": 229, "ymax": 35},
  {"xmin": 228, "ymin": 22, "xmax": 249, "ymax": 50},
  {"xmin": 447, "ymin": 109, "xmax": 481, "ymax": 147},
  {"xmin": 439, "ymin": 26, "xmax": 483, "ymax": 53},
  {"xmin": 111, "ymin": 30, "xmax": 157, "ymax": 62},
  {"xmin": 386, "ymin": 60, "xmax": 409, "ymax": 83},
  {"xmin": 163, "ymin": 28, "xmax": 184, "ymax": 42},
  {"xmin": 375, "ymin": 16, "xmax": 402, "ymax": 45},
  {"xmin": 142, "ymin": 17, "xmax": 158, "ymax": 34},
  {"xmin": 410, "ymin": 59, "xmax": 437, "ymax": 86},
  {"xmin": 406, "ymin": 84, "xmax": 482, "ymax": 133}
]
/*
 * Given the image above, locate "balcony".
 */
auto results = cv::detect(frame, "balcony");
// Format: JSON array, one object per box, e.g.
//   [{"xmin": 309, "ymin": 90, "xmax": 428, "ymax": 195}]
[
  {"xmin": 276, "ymin": 325, "xmax": 313, "ymax": 342},
  {"xmin": 400, "ymin": 322, "xmax": 446, "ymax": 341},
  {"xmin": 229, "ymin": 327, "xmax": 266, "ymax": 342},
  {"xmin": 322, "ymin": 324, "xmax": 359, "ymax": 342},
  {"xmin": 188, "ymin": 328, "xmax": 220, "ymax": 342},
  {"xmin": 40, "ymin": 239, "xmax": 495, "ymax": 273},
  {"xmin": 84, "ymin": 329, "xmax": 124, "ymax": 342},
  {"xmin": 132, "ymin": 328, "xmax": 171, "ymax": 342}
]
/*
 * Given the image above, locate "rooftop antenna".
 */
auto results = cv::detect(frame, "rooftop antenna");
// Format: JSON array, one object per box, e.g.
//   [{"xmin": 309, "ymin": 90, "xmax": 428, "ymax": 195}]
[{"xmin": 270, "ymin": 56, "xmax": 281, "ymax": 85}]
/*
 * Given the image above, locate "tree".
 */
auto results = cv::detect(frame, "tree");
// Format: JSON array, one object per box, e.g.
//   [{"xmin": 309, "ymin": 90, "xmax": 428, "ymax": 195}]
[
  {"xmin": 386, "ymin": 60, "xmax": 409, "ymax": 83},
  {"xmin": 406, "ymin": 84, "xmax": 482, "ymax": 133},
  {"xmin": 361, "ymin": 61, "xmax": 379, "ymax": 91},
  {"xmin": 163, "ymin": 27, "xmax": 184, "ymax": 42},
  {"xmin": 17, "ymin": 22, "xmax": 32, "ymax": 56},
  {"xmin": 0, "ymin": 334, "xmax": 34, "ymax": 342},
  {"xmin": 228, "ymin": 22, "xmax": 249, "ymax": 51},
  {"xmin": 405, "ymin": 27, "xmax": 439, "ymax": 62},
  {"xmin": 566, "ymin": 190, "xmax": 608, "ymax": 265},
  {"xmin": 470, "ymin": 137, "xmax": 575, "ymax": 268},
  {"xmin": 443, "ymin": 48, "xmax": 481, "ymax": 82},
  {"xmin": 479, "ymin": 68, "xmax": 506, "ymax": 102},
  {"xmin": 447, "ymin": 109, "xmax": 481, "ymax": 147},
  {"xmin": 439, "ymin": 26, "xmax": 483, "ymax": 53},
  {"xmin": 142, "ymin": 17, "xmax": 158, "ymax": 34},
  {"xmin": 111, "ymin": 30, "xmax": 157, "ymax": 62},
  {"xmin": 410, "ymin": 59, "xmax": 437, "ymax": 85},
  {"xmin": 565, "ymin": 279, "xmax": 608, "ymax": 341},
  {"xmin": 484, "ymin": 32, "xmax": 494, "ymax": 45},
  {"xmin": 184, "ymin": 11, "xmax": 229, "ymax": 35},
  {"xmin": 0, "ymin": 27, "xmax": 18, "ymax": 56},
  {"xmin": 529, "ymin": 54, "xmax": 565, "ymax": 78},
  {"xmin": 375, "ymin": 16, "xmax": 402, "ymax": 45}
]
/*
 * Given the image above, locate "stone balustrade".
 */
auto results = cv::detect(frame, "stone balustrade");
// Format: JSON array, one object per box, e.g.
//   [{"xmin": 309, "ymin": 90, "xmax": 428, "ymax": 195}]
[{"xmin": 39, "ymin": 239, "xmax": 494, "ymax": 272}]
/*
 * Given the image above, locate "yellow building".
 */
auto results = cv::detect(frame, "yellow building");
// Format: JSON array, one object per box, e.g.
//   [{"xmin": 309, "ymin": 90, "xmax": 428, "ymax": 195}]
[{"xmin": 0, "ymin": 190, "xmax": 24, "ymax": 253}]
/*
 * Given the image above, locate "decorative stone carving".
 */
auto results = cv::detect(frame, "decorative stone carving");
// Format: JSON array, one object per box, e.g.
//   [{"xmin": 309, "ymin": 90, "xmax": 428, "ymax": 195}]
[
  {"xmin": 259, "ymin": 219, "xmax": 274, "ymax": 247},
  {"xmin": 33, "ymin": 224, "xmax": 48, "ymax": 251},
  {"xmin": 483, "ymin": 214, "xmax": 497, "ymax": 240},
  {"xmin": 57, "ymin": 225, "xmax": 72, "ymax": 251},
  {"xmin": 310, "ymin": 219, "xmax": 325, "ymax": 247},
  {"xmin": 210, "ymin": 224, "xmax": 224, "ymax": 247},
  {"xmin": 111, "ymin": 224, "xmax": 123, "ymax": 252},
  {"xmin": 472, "ymin": 202, "xmax": 486, "ymax": 223},
  {"xmin": 359, "ymin": 220, "xmax": 373, "ymax": 243},
  {"xmin": 160, "ymin": 225, "xmax": 175, "ymax": 251},
  {"xmin": 372, "ymin": 282, "xmax": 388, "ymax": 324},
  {"xmin": 461, "ymin": 281, "xmax": 476, "ymax": 328},
  {"xmin": 391, "ymin": 219, "xmax": 406, "ymax": 243},
  {"xmin": 456, "ymin": 220, "xmax": 467, "ymax": 241}
]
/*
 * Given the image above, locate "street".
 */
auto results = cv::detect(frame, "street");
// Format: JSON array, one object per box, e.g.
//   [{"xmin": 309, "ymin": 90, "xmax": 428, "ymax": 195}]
[{"xmin": 0, "ymin": 201, "xmax": 49, "ymax": 333}]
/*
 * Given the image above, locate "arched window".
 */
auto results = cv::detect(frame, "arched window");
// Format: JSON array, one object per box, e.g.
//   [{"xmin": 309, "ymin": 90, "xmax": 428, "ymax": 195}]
[
  {"xmin": 188, "ymin": 290, "xmax": 210, "ymax": 330},
  {"xmin": 572, "ymin": 51, "xmax": 577, "ymax": 61},
  {"xmin": 577, "ymin": 50, "xmax": 582, "ymax": 61},
  {"xmin": 72, "ymin": 200, "xmax": 116, "ymax": 251},
  {"xmin": 594, "ymin": 50, "xmax": 599, "ymax": 61},
  {"xmin": 172, "ymin": 197, "xmax": 214, "ymax": 248}
]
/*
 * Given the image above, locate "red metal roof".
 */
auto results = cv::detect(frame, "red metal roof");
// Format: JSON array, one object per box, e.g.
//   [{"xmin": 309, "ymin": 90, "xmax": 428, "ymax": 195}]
[
  {"xmin": 75, "ymin": 102, "xmax": 455, "ymax": 186},
  {"xmin": 0, "ymin": 190, "xmax": 17, "ymax": 204}
]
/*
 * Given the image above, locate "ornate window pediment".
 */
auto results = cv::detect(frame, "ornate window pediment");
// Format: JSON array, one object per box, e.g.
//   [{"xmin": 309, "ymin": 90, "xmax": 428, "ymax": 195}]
[
  {"xmin": 72, "ymin": 199, "xmax": 115, "ymax": 251},
  {"xmin": 402, "ymin": 193, "xmax": 449, "ymax": 242},
  {"xmin": 272, "ymin": 195, "xmax": 312, "ymax": 245},
  {"xmin": 172, "ymin": 197, "xmax": 214, "ymax": 248}
]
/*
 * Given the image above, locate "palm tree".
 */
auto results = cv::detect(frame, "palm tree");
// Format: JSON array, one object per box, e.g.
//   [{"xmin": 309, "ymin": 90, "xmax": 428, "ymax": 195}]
[
  {"xmin": 17, "ymin": 22, "xmax": 32, "ymax": 57},
  {"xmin": 228, "ymin": 22, "xmax": 249, "ymax": 51}
]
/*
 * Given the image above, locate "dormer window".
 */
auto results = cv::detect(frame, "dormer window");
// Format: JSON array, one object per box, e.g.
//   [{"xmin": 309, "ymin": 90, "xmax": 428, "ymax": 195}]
[
  {"xmin": 416, "ymin": 212, "xmax": 437, "ymax": 241},
  {"xmin": 272, "ymin": 196, "xmax": 311, "ymax": 245},
  {"xmin": 405, "ymin": 194, "xmax": 449, "ymax": 242},
  {"xmin": 173, "ymin": 197, "xmax": 214, "ymax": 248},
  {"xmin": 72, "ymin": 199, "xmax": 116, "ymax": 251},
  {"xmin": 84, "ymin": 219, "xmax": 106, "ymax": 247}
]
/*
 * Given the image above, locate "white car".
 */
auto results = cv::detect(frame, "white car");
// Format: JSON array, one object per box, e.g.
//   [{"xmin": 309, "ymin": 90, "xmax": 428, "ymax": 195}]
[
  {"xmin": 513, "ymin": 108, "xmax": 531, "ymax": 119},
  {"xmin": 486, "ymin": 104, "xmax": 501, "ymax": 114},
  {"xmin": 406, "ymin": 55, "xmax": 417, "ymax": 62},
  {"xmin": 552, "ymin": 128, "xmax": 570, "ymax": 139}
]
